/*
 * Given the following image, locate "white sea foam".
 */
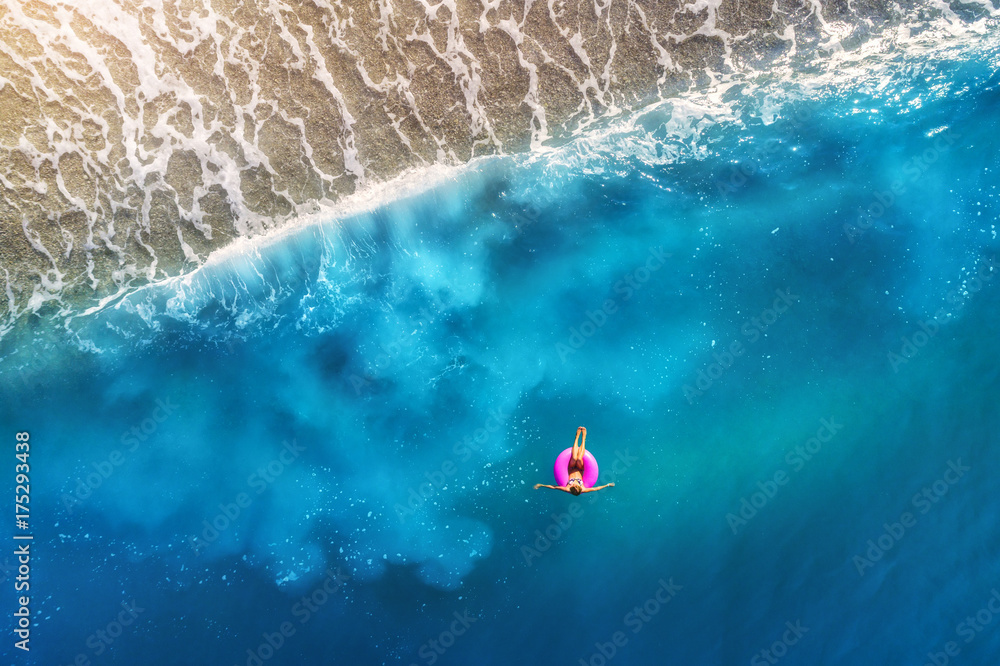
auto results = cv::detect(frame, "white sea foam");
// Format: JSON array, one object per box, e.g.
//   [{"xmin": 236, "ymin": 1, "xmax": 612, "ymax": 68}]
[{"xmin": 0, "ymin": 2, "xmax": 996, "ymax": 341}]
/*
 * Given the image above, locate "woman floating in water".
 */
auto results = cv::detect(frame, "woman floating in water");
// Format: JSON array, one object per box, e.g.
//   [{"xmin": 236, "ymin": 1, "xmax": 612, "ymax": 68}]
[{"xmin": 534, "ymin": 427, "xmax": 615, "ymax": 496}]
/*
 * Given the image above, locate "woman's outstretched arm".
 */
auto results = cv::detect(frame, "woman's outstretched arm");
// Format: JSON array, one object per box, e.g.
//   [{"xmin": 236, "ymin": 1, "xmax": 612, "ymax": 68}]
[
  {"xmin": 534, "ymin": 483, "xmax": 570, "ymax": 492},
  {"xmin": 581, "ymin": 482, "xmax": 615, "ymax": 493}
]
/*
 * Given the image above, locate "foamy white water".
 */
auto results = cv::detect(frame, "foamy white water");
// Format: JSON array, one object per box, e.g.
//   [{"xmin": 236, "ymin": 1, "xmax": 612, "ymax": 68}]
[{"xmin": 0, "ymin": 0, "xmax": 996, "ymax": 341}]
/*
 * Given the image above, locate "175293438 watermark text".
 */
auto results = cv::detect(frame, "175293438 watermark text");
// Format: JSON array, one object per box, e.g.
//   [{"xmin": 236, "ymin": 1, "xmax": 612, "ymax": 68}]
[{"xmin": 14, "ymin": 431, "xmax": 32, "ymax": 653}]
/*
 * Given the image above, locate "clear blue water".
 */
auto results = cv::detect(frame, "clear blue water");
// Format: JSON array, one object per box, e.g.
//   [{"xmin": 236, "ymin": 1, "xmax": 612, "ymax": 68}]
[{"xmin": 2, "ymin": 46, "xmax": 1000, "ymax": 666}]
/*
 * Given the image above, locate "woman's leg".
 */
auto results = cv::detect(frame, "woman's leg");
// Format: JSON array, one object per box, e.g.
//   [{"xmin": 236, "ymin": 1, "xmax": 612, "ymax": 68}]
[{"xmin": 571, "ymin": 426, "xmax": 586, "ymax": 466}]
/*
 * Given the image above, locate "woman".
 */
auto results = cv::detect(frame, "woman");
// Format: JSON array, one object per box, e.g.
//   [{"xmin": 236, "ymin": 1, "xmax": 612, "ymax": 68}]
[{"xmin": 534, "ymin": 426, "xmax": 615, "ymax": 495}]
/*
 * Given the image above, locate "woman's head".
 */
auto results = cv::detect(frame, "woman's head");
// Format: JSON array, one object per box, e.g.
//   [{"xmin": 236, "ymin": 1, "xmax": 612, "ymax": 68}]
[{"xmin": 569, "ymin": 483, "xmax": 582, "ymax": 495}]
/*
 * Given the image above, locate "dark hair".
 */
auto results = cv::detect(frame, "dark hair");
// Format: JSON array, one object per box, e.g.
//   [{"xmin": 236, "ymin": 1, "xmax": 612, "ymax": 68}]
[{"xmin": 569, "ymin": 485, "xmax": 582, "ymax": 496}]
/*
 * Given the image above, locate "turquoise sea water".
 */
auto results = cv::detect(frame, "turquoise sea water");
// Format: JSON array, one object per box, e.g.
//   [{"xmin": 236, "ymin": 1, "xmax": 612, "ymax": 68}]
[{"xmin": 2, "ymin": 41, "xmax": 1000, "ymax": 666}]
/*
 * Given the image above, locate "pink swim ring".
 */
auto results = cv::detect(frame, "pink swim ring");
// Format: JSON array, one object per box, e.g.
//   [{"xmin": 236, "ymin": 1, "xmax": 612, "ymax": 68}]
[{"xmin": 553, "ymin": 448, "xmax": 599, "ymax": 488}]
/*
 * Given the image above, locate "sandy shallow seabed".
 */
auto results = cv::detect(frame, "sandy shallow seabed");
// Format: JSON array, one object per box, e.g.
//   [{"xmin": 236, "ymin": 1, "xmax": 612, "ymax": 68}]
[{"xmin": 1, "ymin": 0, "xmax": 993, "ymax": 333}]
